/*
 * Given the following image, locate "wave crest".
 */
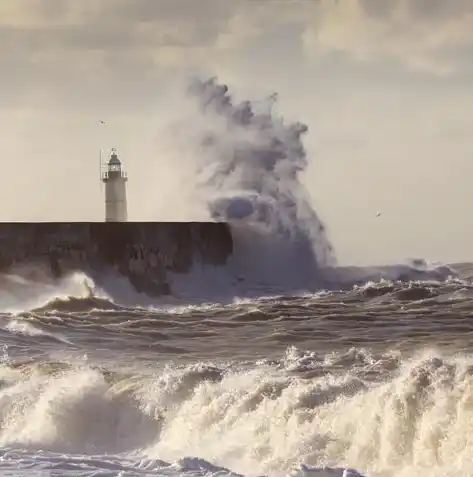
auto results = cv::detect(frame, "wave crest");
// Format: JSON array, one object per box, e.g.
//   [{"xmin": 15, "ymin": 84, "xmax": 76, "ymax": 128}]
[{"xmin": 1, "ymin": 348, "xmax": 473, "ymax": 476}]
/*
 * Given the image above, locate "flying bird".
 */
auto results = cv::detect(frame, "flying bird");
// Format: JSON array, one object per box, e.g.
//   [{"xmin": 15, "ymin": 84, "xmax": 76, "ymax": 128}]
[{"xmin": 376, "ymin": 212, "xmax": 382, "ymax": 218}]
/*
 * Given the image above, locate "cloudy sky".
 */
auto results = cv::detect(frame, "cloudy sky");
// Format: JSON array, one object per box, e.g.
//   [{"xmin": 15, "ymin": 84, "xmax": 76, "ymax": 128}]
[{"xmin": 1, "ymin": 0, "xmax": 473, "ymax": 265}]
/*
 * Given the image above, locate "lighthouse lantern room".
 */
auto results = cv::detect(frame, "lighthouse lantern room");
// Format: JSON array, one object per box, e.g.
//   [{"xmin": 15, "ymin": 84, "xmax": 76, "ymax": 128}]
[{"xmin": 102, "ymin": 148, "xmax": 128, "ymax": 222}]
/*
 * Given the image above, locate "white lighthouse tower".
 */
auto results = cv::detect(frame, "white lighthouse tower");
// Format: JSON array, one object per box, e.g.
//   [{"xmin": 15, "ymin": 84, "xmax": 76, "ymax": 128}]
[{"xmin": 101, "ymin": 148, "xmax": 128, "ymax": 222}]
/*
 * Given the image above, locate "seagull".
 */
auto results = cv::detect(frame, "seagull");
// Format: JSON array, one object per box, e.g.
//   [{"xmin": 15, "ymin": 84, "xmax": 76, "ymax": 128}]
[
  {"xmin": 99, "ymin": 120, "xmax": 105, "ymax": 124},
  {"xmin": 376, "ymin": 211, "xmax": 382, "ymax": 218}
]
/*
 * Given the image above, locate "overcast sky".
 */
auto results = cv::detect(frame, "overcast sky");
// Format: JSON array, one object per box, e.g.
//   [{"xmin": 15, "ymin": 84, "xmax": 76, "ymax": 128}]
[{"xmin": 1, "ymin": 0, "xmax": 473, "ymax": 265}]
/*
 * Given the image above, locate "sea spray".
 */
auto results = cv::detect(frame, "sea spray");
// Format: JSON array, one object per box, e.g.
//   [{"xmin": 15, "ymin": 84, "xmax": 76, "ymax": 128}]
[
  {"xmin": 188, "ymin": 78, "xmax": 335, "ymax": 264},
  {"xmin": 164, "ymin": 78, "xmax": 333, "ymax": 290}
]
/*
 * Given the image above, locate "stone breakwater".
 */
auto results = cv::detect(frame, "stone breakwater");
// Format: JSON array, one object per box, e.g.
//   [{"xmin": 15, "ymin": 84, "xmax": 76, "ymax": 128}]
[{"xmin": 0, "ymin": 222, "xmax": 233, "ymax": 296}]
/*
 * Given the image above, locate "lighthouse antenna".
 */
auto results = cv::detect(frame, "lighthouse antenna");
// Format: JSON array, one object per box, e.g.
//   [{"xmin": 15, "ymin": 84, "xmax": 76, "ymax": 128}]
[
  {"xmin": 98, "ymin": 119, "xmax": 106, "ymax": 190},
  {"xmin": 99, "ymin": 148, "xmax": 103, "ymax": 190}
]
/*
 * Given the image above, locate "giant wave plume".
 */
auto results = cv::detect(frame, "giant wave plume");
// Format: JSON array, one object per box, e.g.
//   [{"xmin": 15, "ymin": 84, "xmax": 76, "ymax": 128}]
[
  {"xmin": 187, "ymin": 78, "xmax": 336, "ymax": 291},
  {"xmin": 188, "ymin": 78, "xmax": 334, "ymax": 261}
]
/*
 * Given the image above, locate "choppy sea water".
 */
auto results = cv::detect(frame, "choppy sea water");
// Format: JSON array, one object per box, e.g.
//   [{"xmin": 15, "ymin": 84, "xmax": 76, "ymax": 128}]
[
  {"xmin": 2, "ymin": 76, "xmax": 470, "ymax": 477},
  {"xmin": 1, "ymin": 263, "xmax": 473, "ymax": 477}
]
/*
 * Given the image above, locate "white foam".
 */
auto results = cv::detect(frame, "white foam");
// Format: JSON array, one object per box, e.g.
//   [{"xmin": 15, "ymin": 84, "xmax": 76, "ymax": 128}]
[
  {"xmin": 3, "ymin": 348, "xmax": 473, "ymax": 476},
  {"xmin": 0, "ymin": 267, "xmax": 100, "ymax": 313}
]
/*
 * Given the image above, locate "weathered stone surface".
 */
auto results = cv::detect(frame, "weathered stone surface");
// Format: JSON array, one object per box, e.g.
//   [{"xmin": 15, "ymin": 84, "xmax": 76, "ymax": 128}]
[{"xmin": 0, "ymin": 222, "xmax": 233, "ymax": 296}]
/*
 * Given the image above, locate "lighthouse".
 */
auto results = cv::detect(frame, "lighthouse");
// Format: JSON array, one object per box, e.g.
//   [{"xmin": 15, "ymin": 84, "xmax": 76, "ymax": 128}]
[{"xmin": 102, "ymin": 148, "xmax": 128, "ymax": 222}]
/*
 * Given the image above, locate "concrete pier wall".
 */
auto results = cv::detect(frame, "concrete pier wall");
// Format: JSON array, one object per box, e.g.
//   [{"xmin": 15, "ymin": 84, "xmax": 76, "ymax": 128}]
[{"xmin": 0, "ymin": 222, "xmax": 233, "ymax": 296}]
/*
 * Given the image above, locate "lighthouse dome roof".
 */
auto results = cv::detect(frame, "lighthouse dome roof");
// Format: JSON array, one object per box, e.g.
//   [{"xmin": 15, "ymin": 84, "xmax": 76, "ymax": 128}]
[{"xmin": 108, "ymin": 148, "xmax": 121, "ymax": 165}]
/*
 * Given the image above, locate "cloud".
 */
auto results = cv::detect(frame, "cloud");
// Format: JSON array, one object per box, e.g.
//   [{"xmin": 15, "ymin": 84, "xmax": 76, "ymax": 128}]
[
  {"xmin": 3, "ymin": 0, "xmax": 473, "ymax": 77},
  {"xmin": 0, "ymin": 0, "xmax": 240, "ymax": 56},
  {"xmin": 302, "ymin": 0, "xmax": 473, "ymax": 75},
  {"xmin": 0, "ymin": 0, "xmax": 310, "ymax": 65},
  {"xmin": 0, "ymin": 0, "xmax": 261, "ymax": 110},
  {"xmin": 2, "ymin": 0, "xmax": 473, "ymax": 114}
]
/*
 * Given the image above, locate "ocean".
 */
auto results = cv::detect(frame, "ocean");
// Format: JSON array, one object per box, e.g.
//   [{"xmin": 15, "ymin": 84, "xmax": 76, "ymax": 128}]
[
  {"xmin": 1, "ymin": 263, "xmax": 472, "ymax": 477},
  {"xmin": 2, "ymin": 78, "xmax": 469, "ymax": 477}
]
